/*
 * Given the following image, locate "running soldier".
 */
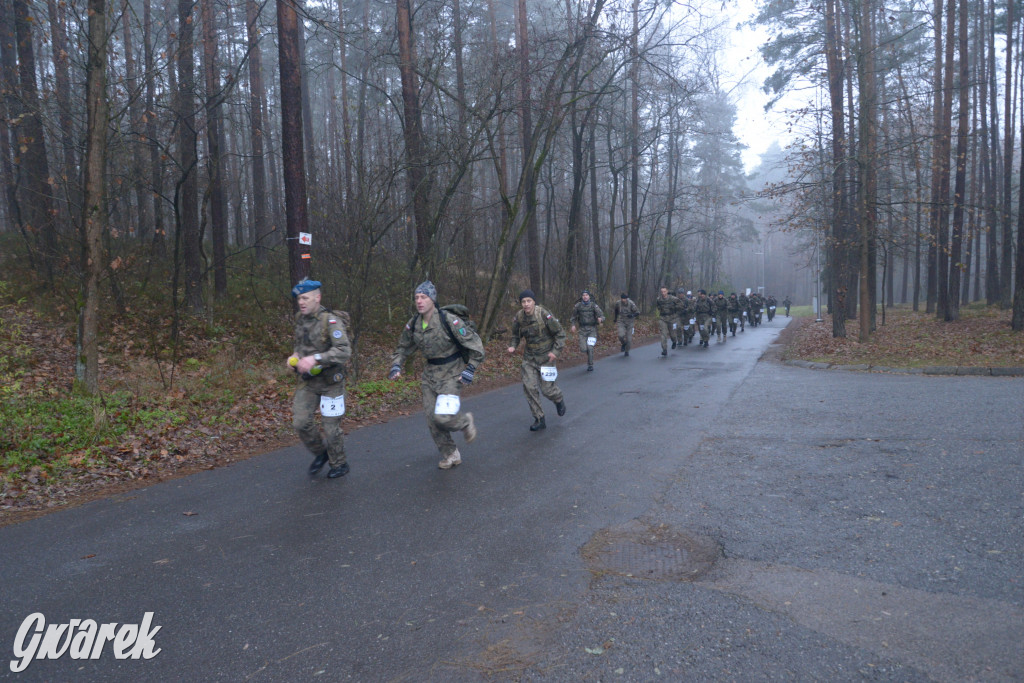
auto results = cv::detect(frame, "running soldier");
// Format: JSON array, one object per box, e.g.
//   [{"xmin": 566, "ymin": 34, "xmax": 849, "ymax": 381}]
[
  {"xmin": 508, "ymin": 290, "xmax": 567, "ymax": 431},
  {"xmin": 655, "ymin": 286, "xmax": 682, "ymax": 356},
  {"xmin": 783, "ymin": 295, "xmax": 792, "ymax": 317},
  {"xmin": 679, "ymin": 290, "xmax": 696, "ymax": 346},
  {"xmin": 727, "ymin": 292, "xmax": 741, "ymax": 336},
  {"xmin": 713, "ymin": 291, "xmax": 729, "ymax": 343},
  {"xmin": 289, "ymin": 279, "xmax": 352, "ymax": 479},
  {"xmin": 694, "ymin": 289, "xmax": 714, "ymax": 348},
  {"xmin": 737, "ymin": 291, "xmax": 749, "ymax": 332},
  {"xmin": 614, "ymin": 293, "xmax": 640, "ymax": 357},
  {"xmin": 750, "ymin": 292, "xmax": 764, "ymax": 326},
  {"xmin": 569, "ymin": 290, "xmax": 605, "ymax": 372},
  {"xmin": 389, "ymin": 281, "xmax": 484, "ymax": 470}
]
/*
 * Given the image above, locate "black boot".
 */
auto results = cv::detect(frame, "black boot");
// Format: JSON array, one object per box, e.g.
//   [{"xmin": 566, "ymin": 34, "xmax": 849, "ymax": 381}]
[
  {"xmin": 661, "ymin": 348, "xmax": 667, "ymax": 356},
  {"xmin": 327, "ymin": 463, "xmax": 349, "ymax": 478},
  {"xmin": 671, "ymin": 341, "xmax": 677, "ymax": 349},
  {"xmin": 530, "ymin": 417, "xmax": 547, "ymax": 431},
  {"xmin": 308, "ymin": 452, "xmax": 329, "ymax": 475},
  {"xmin": 556, "ymin": 400, "xmax": 566, "ymax": 416}
]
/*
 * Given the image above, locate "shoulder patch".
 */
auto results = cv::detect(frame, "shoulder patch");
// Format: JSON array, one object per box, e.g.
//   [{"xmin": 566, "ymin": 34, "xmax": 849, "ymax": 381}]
[
  {"xmin": 545, "ymin": 314, "xmax": 552, "ymax": 319},
  {"xmin": 405, "ymin": 323, "xmax": 411, "ymax": 330},
  {"xmin": 459, "ymin": 327, "xmax": 467, "ymax": 336},
  {"xmin": 333, "ymin": 330, "xmax": 343, "ymax": 338},
  {"xmin": 328, "ymin": 318, "xmax": 337, "ymax": 324}
]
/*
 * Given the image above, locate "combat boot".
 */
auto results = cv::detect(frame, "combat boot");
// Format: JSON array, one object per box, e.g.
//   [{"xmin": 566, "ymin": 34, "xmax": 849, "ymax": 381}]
[
  {"xmin": 556, "ymin": 400, "xmax": 566, "ymax": 416},
  {"xmin": 530, "ymin": 417, "xmax": 547, "ymax": 431},
  {"xmin": 463, "ymin": 412, "xmax": 477, "ymax": 443},
  {"xmin": 661, "ymin": 348, "xmax": 667, "ymax": 356},
  {"xmin": 308, "ymin": 452, "xmax": 329, "ymax": 475},
  {"xmin": 439, "ymin": 449, "xmax": 462, "ymax": 469},
  {"xmin": 587, "ymin": 364, "xmax": 594, "ymax": 371},
  {"xmin": 327, "ymin": 462, "xmax": 349, "ymax": 478}
]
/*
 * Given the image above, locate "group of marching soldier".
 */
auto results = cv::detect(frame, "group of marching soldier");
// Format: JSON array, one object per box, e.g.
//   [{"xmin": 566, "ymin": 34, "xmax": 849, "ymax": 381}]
[{"xmin": 286, "ymin": 278, "xmax": 789, "ymax": 478}]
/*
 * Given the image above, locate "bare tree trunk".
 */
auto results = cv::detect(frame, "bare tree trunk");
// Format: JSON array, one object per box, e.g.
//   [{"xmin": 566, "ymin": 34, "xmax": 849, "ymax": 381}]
[
  {"xmin": 144, "ymin": 0, "xmax": 166, "ymax": 257},
  {"xmin": 13, "ymin": 0, "xmax": 57, "ymax": 280},
  {"xmin": 1000, "ymin": 0, "xmax": 1015, "ymax": 308},
  {"xmin": 515, "ymin": 0, "xmax": 541, "ymax": 291},
  {"xmin": 245, "ymin": 0, "xmax": 269, "ymax": 254},
  {"xmin": 627, "ymin": 0, "xmax": 640, "ymax": 297},
  {"xmin": 121, "ymin": 0, "xmax": 152, "ymax": 242},
  {"xmin": 0, "ymin": 0, "xmax": 21, "ymax": 237},
  {"xmin": 277, "ymin": 0, "xmax": 310, "ymax": 286},
  {"xmin": 47, "ymin": 0, "xmax": 77, "ymax": 212},
  {"xmin": 202, "ymin": 0, "xmax": 228, "ymax": 297},
  {"xmin": 396, "ymin": 0, "xmax": 432, "ymax": 273},
  {"xmin": 81, "ymin": 0, "xmax": 109, "ymax": 393},
  {"xmin": 335, "ymin": 0, "xmax": 353, "ymax": 208},
  {"xmin": 947, "ymin": 0, "xmax": 969, "ymax": 321},
  {"xmin": 176, "ymin": 0, "xmax": 202, "ymax": 310},
  {"xmin": 856, "ymin": 0, "xmax": 877, "ymax": 342},
  {"xmin": 824, "ymin": 0, "xmax": 847, "ymax": 337}
]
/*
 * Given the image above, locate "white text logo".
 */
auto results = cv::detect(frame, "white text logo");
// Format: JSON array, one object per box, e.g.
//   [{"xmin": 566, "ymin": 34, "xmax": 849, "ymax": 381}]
[{"xmin": 10, "ymin": 612, "xmax": 161, "ymax": 673}]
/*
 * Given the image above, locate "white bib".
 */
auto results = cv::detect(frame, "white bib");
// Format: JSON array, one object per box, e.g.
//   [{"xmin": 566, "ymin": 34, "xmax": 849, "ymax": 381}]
[
  {"xmin": 733, "ymin": 318, "xmax": 739, "ymax": 324},
  {"xmin": 586, "ymin": 336, "xmax": 597, "ymax": 347},
  {"xmin": 320, "ymin": 394, "xmax": 345, "ymax": 417},
  {"xmin": 434, "ymin": 394, "xmax": 461, "ymax": 415},
  {"xmin": 671, "ymin": 323, "xmax": 677, "ymax": 329},
  {"xmin": 540, "ymin": 366, "xmax": 558, "ymax": 381},
  {"xmin": 689, "ymin": 318, "xmax": 696, "ymax": 325}
]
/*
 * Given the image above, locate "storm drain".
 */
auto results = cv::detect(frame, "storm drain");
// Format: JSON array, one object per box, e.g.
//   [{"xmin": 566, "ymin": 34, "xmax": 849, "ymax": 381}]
[{"xmin": 581, "ymin": 519, "xmax": 721, "ymax": 582}]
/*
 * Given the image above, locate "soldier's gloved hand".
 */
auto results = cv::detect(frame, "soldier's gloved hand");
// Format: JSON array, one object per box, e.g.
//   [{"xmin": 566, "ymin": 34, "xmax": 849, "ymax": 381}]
[
  {"xmin": 388, "ymin": 365, "xmax": 401, "ymax": 380},
  {"xmin": 460, "ymin": 364, "xmax": 475, "ymax": 385}
]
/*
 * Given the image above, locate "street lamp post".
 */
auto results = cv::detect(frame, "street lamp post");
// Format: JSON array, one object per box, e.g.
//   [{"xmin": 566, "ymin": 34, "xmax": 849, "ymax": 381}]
[{"xmin": 754, "ymin": 252, "xmax": 764, "ymax": 295}]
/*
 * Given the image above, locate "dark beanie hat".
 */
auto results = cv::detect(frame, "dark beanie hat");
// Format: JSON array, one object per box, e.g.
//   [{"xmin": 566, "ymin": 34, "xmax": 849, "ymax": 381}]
[
  {"xmin": 620, "ymin": 292, "xmax": 628, "ymax": 299},
  {"xmin": 519, "ymin": 289, "xmax": 536, "ymax": 301}
]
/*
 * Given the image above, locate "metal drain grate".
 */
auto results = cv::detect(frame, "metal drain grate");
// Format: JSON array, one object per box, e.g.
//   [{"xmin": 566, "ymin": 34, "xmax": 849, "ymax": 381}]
[{"xmin": 582, "ymin": 520, "xmax": 720, "ymax": 582}]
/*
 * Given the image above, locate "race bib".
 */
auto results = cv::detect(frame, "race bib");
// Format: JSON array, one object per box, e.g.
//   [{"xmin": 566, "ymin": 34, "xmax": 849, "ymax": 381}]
[
  {"xmin": 733, "ymin": 318, "xmax": 739, "ymax": 324},
  {"xmin": 586, "ymin": 336, "xmax": 597, "ymax": 347},
  {"xmin": 742, "ymin": 312, "xmax": 747, "ymax": 317},
  {"xmin": 671, "ymin": 323, "xmax": 677, "ymax": 329},
  {"xmin": 540, "ymin": 366, "xmax": 558, "ymax": 381},
  {"xmin": 434, "ymin": 394, "xmax": 461, "ymax": 415},
  {"xmin": 770, "ymin": 306, "xmax": 776, "ymax": 311},
  {"xmin": 320, "ymin": 393, "xmax": 345, "ymax": 417},
  {"xmin": 683, "ymin": 325, "xmax": 690, "ymax": 331},
  {"xmin": 689, "ymin": 318, "xmax": 696, "ymax": 325}
]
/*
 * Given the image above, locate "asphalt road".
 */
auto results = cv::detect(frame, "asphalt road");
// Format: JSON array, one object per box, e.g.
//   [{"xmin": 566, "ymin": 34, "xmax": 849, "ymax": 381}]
[{"xmin": 2, "ymin": 317, "xmax": 1022, "ymax": 682}]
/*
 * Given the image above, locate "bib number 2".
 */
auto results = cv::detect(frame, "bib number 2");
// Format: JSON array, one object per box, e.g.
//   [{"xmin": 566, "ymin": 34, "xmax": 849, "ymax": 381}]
[{"xmin": 320, "ymin": 393, "xmax": 345, "ymax": 417}]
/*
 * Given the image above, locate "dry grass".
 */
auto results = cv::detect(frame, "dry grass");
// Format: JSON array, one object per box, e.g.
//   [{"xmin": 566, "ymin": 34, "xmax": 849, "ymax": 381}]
[{"xmin": 782, "ymin": 305, "xmax": 1024, "ymax": 368}]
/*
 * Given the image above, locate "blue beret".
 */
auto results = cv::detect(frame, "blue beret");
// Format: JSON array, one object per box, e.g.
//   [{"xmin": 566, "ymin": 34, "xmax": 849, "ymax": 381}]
[{"xmin": 292, "ymin": 279, "xmax": 322, "ymax": 297}]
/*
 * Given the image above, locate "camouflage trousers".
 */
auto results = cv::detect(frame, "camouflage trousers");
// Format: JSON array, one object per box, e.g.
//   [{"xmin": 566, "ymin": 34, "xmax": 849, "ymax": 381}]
[
  {"xmin": 696, "ymin": 314, "xmax": 711, "ymax": 343},
  {"xmin": 293, "ymin": 382, "xmax": 346, "ymax": 466},
  {"xmin": 521, "ymin": 358, "xmax": 564, "ymax": 420},
  {"xmin": 421, "ymin": 379, "xmax": 470, "ymax": 457},
  {"xmin": 616, "ymin": 320, "xmax": 634, "ymax": 351},
  {"xmin": 576, "ymin": 326, "xmax": 598, "ymax": 366},
  {"xmin": 658, "ymin": 318, "xmax": 681, "ymax": 350}
]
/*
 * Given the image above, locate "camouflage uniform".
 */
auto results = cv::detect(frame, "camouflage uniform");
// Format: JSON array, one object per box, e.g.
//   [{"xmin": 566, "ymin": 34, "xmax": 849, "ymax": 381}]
[
  {"xmin": 614, "ymin": 297, "xmax": 640, "ymax": 354},
  {"xmin": 750, "ymin": 293, "xmax": 763, "ymax": 326},
  {"xmin": 570, "ymin": 299, "xmax": 604, "ymax": 368},
  {"xmin": 766, "ymin": 295, "xmax": 777, "ymax": 321},
  {"xmin": 783, "ymin": 296, "xmax": 792, "ymax": 316},
  {"xmin": 655, "ymin": 293, "xmax": 682, "ymax": 353},
  {"xmin": 694, "ymin": 294, "xmax": 714, "ymax": 346},
  {"xmin": 391, "ymin": 309, "xmax": 485, "ymax": 459},
  {"xmin": 726, "ymin": 294, "xmax": 741, "ymax": 336},
  {"xmin": 737, "ymin": 293, "xmax": 749, "ymax": 331},
  {"xmin": 510, "ymin": 305, "xmax": 566, "ymax": 420},
  {"xmin": 679, "ymin": 295, "xmax": 696, "ymax": 345},
  {"xmin": 292, "ymin": 307, "xmax": 352, "ymax": 468},
  {"xmin": 713, "ymin": 294, "xmax": 729, "ymax": 341}
]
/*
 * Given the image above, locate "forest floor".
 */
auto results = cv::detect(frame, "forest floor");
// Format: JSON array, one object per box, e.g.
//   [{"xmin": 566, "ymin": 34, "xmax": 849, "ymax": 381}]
[{"xmin": 3, "ymin": 301, "xmax": 1022, "ymax": 525}]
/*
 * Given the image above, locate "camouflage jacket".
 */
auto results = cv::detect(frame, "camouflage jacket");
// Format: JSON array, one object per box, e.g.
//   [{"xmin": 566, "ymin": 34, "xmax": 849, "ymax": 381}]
[
  {"xmin": 614, "ymin": 299, "xmax": 640, "ymax": 322},
  {"xmin": 713, "ymin": 296, "xmax": 729, "ymax": 316},
  {"xmin": 391, "ymin": 308, "xmax": 485, "ymax": 392},
  {"xmin": 655, "ymin": 295, "xmax": 682, "ymax": 319},
  {"xmin": 293, "ymin": 306, "xmax": 352, "ymax": 387},
  {"xmin": 571, "ymin": 300, "xmax": 604, "ymax": 328},
  {"xmin": 511, "ymin": 305, "xmax": 566, "ymax": 364},
  {"xmin": 694, "ymin": 297, "xmax": 714, "ymax": 318},
  {"xmin": 727, "ymin": 297, "xmax": 741, "ymax": 313}
]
